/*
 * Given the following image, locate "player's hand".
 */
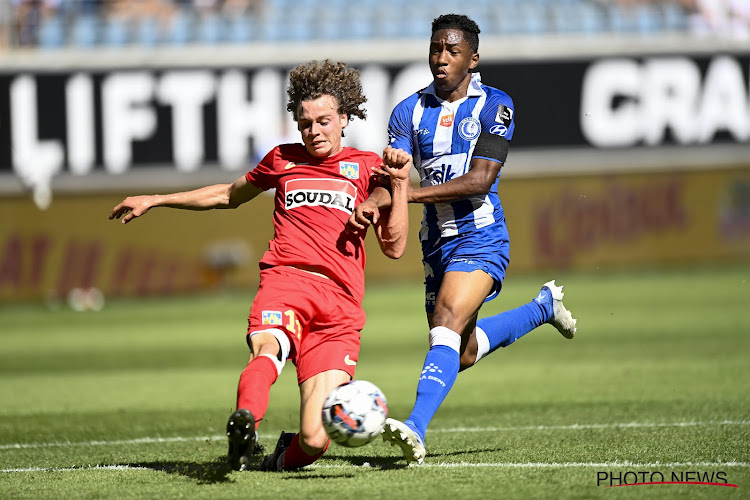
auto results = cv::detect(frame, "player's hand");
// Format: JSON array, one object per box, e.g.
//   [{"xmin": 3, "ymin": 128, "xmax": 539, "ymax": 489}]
[
  {"xmin": 381, "ymin": 146, "xmax": 413, "ymax": 182},
  {"xmin": 109, "ymin": 195, "xmax": 155, "ymax": 224},
  {"xmin": 347, "ymin": 199, "xmax": 380, "ymax": 234}
]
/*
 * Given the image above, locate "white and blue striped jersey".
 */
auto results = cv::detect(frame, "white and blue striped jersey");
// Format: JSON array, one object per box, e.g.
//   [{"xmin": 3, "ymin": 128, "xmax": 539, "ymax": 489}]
[{"xmin": 387, "ymin": 72, "xmax": 515, "ymax": 241}]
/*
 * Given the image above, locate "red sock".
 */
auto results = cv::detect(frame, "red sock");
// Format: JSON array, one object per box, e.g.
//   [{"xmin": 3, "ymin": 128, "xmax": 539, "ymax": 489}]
[
  {"xmin": 281, "ymin": 434, "xmax": 329, "ymax": 470},
  {"xmin": 236, "ymin": 355, "xmax": 278, "ymax": 429}
]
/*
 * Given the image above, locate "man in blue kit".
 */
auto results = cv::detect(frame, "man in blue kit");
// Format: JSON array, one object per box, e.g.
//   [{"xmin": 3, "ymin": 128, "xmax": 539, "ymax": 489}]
[{"xmin": 349, "ymin": 14, "xmax": 578, "ymax": 464}]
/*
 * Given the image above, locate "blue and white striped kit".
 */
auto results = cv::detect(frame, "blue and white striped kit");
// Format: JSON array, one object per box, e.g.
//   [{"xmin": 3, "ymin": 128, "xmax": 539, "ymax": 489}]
[{"xmin": 387, "ymin": 73, "xmax": 515, "ymax": 242}]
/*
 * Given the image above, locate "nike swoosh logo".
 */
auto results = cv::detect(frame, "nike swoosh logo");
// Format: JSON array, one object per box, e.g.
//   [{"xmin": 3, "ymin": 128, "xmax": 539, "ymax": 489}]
[
  {"xmin": 284, "ymin": 162, "xmax": 309, "ymax": 169},
  {"xmin": 344, "ymin": 355, "xmax": 357, "ymax": 366}
]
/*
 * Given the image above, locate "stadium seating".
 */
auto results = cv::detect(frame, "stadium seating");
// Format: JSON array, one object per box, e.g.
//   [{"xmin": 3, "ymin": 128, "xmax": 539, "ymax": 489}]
[{"xmin": 8, "ymin": 0, "xmax": 694, "ymax": 49}]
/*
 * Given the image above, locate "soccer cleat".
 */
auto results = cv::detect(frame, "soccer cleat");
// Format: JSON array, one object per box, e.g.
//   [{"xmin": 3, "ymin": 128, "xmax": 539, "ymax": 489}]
[
  {"xmin": 539, "ymin": 280, "xmax": 577, "ymax": 339},
  {"xmin": 226, "ymin": 409, "xmax": 258, "ymax": 471},
  {"xmin": 259, "ymin": 431, "xmax": 295, "ymax": 471},
  {"xmin": 381, "ymin": 418, "xmax": 426, "ymax": 465}
]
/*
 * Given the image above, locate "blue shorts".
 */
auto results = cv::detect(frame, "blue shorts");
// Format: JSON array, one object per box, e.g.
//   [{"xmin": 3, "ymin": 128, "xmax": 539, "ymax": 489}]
[{"xmin": 421, "ymin": 219, "xmax": 510, "ymax": 314}]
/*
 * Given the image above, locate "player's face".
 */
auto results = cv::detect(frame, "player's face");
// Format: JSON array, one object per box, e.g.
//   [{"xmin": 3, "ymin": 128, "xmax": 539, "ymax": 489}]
[
  {"xmin": 297, "ymin": 95, "xmax": 349, "ymax": 158},
  {"xmin": 429, "ymin": 28, "xmax": 479, "ymax": 102}
]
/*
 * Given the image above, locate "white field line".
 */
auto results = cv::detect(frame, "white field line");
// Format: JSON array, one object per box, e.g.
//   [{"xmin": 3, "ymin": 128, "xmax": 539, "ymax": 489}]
[
  {"xmin": 3, "ymin": 419, "xmax": 747, "ymax": 451},
  {"xmin": 0, "ymin": 435, "xmax": 222, "ymax": 450},
  {"xmin": 2, "ymin": 461, "xmax": 750, "ymax": 473},
  {"xmin": 433, "ymin": 420, "xmax": 750, "ymax": 433}
]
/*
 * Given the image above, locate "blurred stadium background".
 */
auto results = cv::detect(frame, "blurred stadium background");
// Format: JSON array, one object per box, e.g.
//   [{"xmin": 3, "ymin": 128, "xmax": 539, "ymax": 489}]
[{"xmin": 0, "ymin": 0, "xmax": 749, "ymax": 306}]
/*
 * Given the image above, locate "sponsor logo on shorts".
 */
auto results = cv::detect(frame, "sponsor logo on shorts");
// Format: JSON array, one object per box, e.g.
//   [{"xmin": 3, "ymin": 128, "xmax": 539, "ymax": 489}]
[
  {"xmin": 344, "ymin": 354, "xmax": 357, "ymax": 366},
  {"xmin": 450, "ymin": 257, "xmax": 477, "ymax": 265},
  {"xmin": 339, "ymin": 161, "xmax": 359, "ymax": 180},
  {"xmin": 262, "ymin": 310, "xmax": 283, "ymax": 325},
  {"xmin": 458, "ymin": 117, "xmax": 481, "ymax": 141},
  {"xmin": 284, "ymin": 178, "xmax": 357, "ymax": 213},
  {"xmin": 423, "ymin": 262, "xmax": 435, "ymax": 279}
]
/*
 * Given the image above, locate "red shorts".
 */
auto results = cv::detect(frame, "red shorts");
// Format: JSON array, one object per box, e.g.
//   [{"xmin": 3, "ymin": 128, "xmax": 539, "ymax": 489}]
[{"xmin": 247, "ymin": 266, "xmax": 365, "ymax": 384}]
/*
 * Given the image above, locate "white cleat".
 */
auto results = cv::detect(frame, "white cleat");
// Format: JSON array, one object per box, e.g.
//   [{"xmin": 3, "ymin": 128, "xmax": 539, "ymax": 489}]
[
  {"xmin": 540, "ymin": 280, "xmax": 577, "ymax": 339},
  {"xmin": 381, "ymin": 418, "xmax": 425, "ymax": 465}
]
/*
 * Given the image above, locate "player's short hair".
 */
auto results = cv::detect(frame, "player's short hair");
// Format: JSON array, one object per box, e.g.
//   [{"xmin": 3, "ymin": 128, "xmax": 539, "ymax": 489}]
[
  {"xmin": 431, "ymin": 14, "xmax": 480, "ymax": 53},
  {"xmin": 286, "ymin": 60, "xmax": 367, "ymax": 122}
]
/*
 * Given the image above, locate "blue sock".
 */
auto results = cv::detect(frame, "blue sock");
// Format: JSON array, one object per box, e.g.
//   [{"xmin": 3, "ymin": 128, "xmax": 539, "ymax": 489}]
[
  {"xmin": 475, "ymin": 287, "xmax": 554, "ymax": 356},
  {"xmin": 404, "ymin": 330, "xmax": 460, "ymax": 442}
]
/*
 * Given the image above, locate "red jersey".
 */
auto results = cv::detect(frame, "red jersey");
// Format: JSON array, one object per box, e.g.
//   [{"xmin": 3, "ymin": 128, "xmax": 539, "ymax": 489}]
[{"xmin": 245, "ymin": 144, "xmax": 382, "ymax": 303}]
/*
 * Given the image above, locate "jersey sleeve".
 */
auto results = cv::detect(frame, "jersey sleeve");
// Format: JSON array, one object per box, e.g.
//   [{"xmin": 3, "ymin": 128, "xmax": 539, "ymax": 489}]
[
  {"xmin": 245, "ymin": 147, "xmax": 278, "ymax": 191},
  {"xmin": 387, "ymin": 98, "xmax": 415, "ymax": 154},
  {"xmin": 480, "ymin": 90, "xmax": 515, "ymax": 142}
]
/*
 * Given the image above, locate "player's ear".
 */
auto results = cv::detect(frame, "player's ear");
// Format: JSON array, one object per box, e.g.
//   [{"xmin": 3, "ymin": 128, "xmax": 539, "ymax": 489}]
[
  {"xmin": 340, "ymin": 113, "xmax": 349, "ymax": 137},
  {"xmin": 469, "ymin": 52, "xmax": 479, "ymax": 70}
]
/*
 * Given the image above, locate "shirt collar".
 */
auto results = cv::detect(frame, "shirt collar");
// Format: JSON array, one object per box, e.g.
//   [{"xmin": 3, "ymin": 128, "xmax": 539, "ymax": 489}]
[{"xmin": 421, "ymin": 72, "xmax": 483, "ymax": 99}]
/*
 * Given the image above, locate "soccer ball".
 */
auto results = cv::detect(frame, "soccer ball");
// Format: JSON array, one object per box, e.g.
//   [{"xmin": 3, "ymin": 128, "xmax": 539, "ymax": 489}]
[{"xmin": 322, "ymin": 380, "xmax": 388, "ymax": 447}]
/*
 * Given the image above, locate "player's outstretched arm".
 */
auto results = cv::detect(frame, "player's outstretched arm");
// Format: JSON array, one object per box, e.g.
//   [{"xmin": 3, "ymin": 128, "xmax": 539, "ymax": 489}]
[
  {"xmin": 109, "ymin": 175, "xmax": 262, "ymax": 224},
  {"xmin": 375, "ymin": 146, "xmax": 412, "ymax": 259}
]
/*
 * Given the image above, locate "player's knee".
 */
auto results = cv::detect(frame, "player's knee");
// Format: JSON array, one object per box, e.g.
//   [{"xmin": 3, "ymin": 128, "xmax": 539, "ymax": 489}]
[
  {"xmin": 431, "ymin": 303, "xmax": 470, "ymax": 333},
  {"xmin": 249, "ymin": 328, "xmax": 290, "ymax": 375}
]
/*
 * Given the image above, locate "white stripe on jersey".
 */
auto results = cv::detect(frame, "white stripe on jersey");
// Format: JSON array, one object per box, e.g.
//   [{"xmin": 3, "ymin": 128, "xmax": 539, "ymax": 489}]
[
  {"xmin": 405, "ymin": 73, "xmax": 505, "ymax": 239},
  {"xmin": 472, "ymin": 194, "xmax": 496, "ymax": 228},
  {"xmin": 431, "ymin": 98, "xmax": 465, "ymax": 235},
  {"xmin": 411, "ymin": 96, "xmax": 425, "ymax": 168},
  {"xmin": 466, "ymin": 90, "xmax": 487, "ymax": 165},
  {"xmin": 433, "ymin": 101, "xmax": 458, "ymax": 156}
]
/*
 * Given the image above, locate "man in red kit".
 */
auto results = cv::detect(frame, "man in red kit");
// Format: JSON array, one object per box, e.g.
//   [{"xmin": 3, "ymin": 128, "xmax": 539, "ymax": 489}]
[{"xmin": 109, "ymin": 60, "xmax": 412, "ymax": 471}]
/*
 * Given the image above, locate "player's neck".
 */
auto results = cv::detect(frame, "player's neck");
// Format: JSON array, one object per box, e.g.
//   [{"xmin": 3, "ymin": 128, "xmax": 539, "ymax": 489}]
[{"xmin": 437, "ymin": 76, "xmax": 471, "ymax": 103}]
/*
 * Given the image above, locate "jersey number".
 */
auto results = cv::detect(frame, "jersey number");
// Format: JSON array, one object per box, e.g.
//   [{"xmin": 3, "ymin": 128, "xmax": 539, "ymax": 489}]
[{"xmin": 284, "ymin": 310, "xmax": 302, "ymax": 339}]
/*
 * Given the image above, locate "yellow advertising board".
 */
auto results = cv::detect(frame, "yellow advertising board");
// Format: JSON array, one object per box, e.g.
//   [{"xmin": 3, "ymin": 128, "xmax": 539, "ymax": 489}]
[
  {"xmin": 0, "ymin": 166, "xmax": 748, "ymax": 302},
  {"xmin": 501, "ymin": 167, "xmax": 750, "ymax": 272},
  {"xmin": 0, "ymin": 191, "xmax": 425, "ymax": 302}
]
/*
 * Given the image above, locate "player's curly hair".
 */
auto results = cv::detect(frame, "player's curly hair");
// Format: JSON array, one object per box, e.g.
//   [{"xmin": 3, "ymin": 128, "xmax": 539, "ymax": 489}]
[
  {"xmin": 432, "ymin": 14, "xmax": 480, "ymax": 53},
  {"xmin": 286, "ymin": 60, "xmax": 367, "ymax": 122}
]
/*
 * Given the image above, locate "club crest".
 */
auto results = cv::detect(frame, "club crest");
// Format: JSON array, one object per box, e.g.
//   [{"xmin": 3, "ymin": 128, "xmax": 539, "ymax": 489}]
[{"xmin": 339, "ymin": 162, "xmax": 359, "ymax": 180}]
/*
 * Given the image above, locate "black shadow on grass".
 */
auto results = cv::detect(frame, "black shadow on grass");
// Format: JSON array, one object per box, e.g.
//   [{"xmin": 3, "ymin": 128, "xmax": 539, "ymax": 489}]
[
  {"xmin": 134, "ymin": 453, "xmax": 410, "ymax": 482},
  {"xmin": 323, "ymin": 453, "xmax": 410, "ymax": 470},
  {"xmin": 429, "ymin": 444, "xmax": 506, "ymax": 460},
  {"xmin": 132, "ymin": 456, "xmax": 236, "ymax": 484}
]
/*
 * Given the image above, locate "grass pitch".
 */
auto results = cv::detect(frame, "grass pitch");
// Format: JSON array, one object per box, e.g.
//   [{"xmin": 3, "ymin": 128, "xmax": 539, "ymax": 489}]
[{"xmin": 1, "ymin": 266, "xmax": 749, "ymax": 499}]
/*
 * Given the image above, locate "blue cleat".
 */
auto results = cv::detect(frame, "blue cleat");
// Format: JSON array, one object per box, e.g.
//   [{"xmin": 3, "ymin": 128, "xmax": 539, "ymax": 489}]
[
  {"xmin": 536, "ymin": 280, "xmax": 577, "ymax": 339},
  {"xmin": 382, "ymin": 418, "xmax": 426, "ymax": 464}
]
